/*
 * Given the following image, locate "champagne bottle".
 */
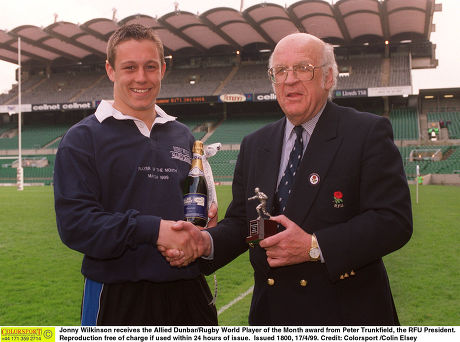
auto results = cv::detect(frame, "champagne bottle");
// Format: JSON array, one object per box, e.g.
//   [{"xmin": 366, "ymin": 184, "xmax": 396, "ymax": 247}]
[{"xmin": 183, "ymin": 140, "xmax": 208, "ymax": 227}]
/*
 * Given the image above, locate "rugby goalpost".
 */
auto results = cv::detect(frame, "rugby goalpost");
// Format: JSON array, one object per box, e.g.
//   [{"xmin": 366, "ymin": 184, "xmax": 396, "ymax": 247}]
[
  {"xmin": 17, "ymin": 37, "xmax": 23, "ymax": 190},
  {"xmin": 7, "ymin": 37, "xmax": 24, "ymax": 190},
  {"xmin": 409, "ymin": 148, "xmax": 443, "ymax": 204}
]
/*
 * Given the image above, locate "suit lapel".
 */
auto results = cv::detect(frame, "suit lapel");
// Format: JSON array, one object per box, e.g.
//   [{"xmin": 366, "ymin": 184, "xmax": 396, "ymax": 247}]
[
  {"xmin": 285, "ymin": 102, "xmax": 343, "ymax": 228},
  {"xmin": 254, "ymin": 118, "xmax": 286, "ymax": 212}
]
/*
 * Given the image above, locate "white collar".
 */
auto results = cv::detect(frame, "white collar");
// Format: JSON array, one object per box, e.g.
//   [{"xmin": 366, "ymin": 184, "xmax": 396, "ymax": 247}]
[{"xmin": 95, "ymin": 100, "xmax": 176, "ymax": 137}]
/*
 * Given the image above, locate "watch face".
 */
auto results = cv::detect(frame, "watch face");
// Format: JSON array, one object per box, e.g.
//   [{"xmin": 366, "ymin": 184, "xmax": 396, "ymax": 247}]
[{"xmin": 310, "ymin": 248, "xmax": 320, "ymax": 259}]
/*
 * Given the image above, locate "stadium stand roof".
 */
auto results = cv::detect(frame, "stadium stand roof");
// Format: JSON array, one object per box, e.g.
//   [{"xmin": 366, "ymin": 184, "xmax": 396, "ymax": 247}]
[{"xmin": 0, "ymin": 0, "xmax": 440, "ymax": 67}]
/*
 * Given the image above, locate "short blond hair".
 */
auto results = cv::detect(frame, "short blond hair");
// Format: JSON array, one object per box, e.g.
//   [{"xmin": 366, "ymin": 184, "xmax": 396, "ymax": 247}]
[{"xmin": 107, "ymin": 24, "xmax": 165, "ymax": 68}]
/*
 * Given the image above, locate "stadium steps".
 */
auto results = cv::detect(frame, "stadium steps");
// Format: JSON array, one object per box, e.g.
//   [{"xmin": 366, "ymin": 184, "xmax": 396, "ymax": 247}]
[
  {"xmin": 4, "ymin": 78, "xmax": 48, "ymax": 105},
  {"xmin": 381, "ymin": 58, "xmax": 390, "ymax": 87},
  {"xmin": 0, "ymin": 123, "xmax": 16, "ymax": 137},
  {"xmin": 71, "ymin": 74, "xmax": 107, "ymax": 102},
  {"xmin": 442, "ymin": 148, "xmax": 455, "ymax": 160},
  {"xmin": 43, "ymin": 136, "xmax": 62, "ymax": 149},
  {"xmin": 178, "ymin": 115, "xmax": 219, "ymax": 141},
  {"xmin": 213, "ymin": 65, "xmax": 239, "ymax": 95},
  {"xmin": 201, "ymin": 117, "xmax": 226, "ymax": 143},
  {"xmin": 420, "ymin": 110, "xmax": 429, "ymax": 141}
]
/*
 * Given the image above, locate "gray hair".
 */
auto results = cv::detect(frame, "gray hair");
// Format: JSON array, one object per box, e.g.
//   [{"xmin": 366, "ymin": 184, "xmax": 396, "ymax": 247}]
[
  {"xmin": 321, "ymin": 41, "xmax": 338, "ymax": 99},
  {"xmin": 268, "ymin": 34, "xmax": 338, "ymax": 99}
]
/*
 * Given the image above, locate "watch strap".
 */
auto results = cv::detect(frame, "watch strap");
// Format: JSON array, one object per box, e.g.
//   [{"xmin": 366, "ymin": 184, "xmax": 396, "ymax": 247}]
[{"xmin": 309, "ymin": 234, "xmax": 320, "ymax": 261}]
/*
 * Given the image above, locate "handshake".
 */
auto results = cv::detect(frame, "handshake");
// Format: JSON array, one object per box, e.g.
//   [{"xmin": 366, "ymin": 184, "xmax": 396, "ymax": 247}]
[
  {"xmin": 157, "ymin": 204, "xmax": 314, "ymax": 269},
  {"xmin": 156, "ymin": 204, "xmax": 218, "ymax": 267}
]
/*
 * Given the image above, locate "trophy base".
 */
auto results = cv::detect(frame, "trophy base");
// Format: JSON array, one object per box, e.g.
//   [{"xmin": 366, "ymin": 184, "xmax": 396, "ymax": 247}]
[{"xmin": 246, "ymin": 218, "xmax": 277, "ymax": 246}]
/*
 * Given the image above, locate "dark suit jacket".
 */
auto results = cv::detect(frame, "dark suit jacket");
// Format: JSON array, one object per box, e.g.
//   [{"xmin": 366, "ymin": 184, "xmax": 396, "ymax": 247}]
[{"xmin": 201, "ymin": 101, "xmax": 413, "ymax": 325}]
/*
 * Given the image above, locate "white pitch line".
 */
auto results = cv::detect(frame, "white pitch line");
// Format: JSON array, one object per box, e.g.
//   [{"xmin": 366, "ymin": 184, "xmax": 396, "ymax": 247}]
[{"xmin": 218, "ymin": 285, "xmax": 254, "ymax": 315}]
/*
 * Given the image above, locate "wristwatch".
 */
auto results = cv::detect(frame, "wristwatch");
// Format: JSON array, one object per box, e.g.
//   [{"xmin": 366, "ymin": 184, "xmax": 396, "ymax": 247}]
[{"xmin": 309, "ymin": 234, "xmax": 320, "ymax": 261}]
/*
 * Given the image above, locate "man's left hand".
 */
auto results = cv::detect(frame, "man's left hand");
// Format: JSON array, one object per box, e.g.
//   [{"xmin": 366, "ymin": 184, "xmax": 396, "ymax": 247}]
[{"xmin": 259, "ymin": 215, "xmax": 311, "ymax": 267}]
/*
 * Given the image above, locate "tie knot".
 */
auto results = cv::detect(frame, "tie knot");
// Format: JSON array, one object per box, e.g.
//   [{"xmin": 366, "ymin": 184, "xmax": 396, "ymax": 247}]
[{"xmin": 294, "ymin": 125, "xmax": 303, "ymax": 139}]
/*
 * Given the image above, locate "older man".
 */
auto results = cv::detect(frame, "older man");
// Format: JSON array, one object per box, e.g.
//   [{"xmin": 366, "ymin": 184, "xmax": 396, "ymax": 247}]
[{"xmin": 166, "ymin": 32, "xmax": 413, "ymax": 325}]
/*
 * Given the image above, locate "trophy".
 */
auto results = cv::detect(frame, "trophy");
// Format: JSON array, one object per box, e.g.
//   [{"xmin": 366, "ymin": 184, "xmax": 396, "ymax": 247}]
[{"xmin": 246, "ymin": 188, "xmax": 278, "ymax": 247}]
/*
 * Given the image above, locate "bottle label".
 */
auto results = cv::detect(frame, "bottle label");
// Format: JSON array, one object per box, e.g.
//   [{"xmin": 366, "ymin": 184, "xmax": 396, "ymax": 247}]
[{"xmin": 184, "ymin": 193, "xmax": 208, "ymax": 220}]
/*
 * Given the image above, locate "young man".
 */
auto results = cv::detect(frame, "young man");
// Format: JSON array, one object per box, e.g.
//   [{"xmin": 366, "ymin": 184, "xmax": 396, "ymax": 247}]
[{"xmin": 54, "ymin": 24, "xmax": 217, "ymax": 326}]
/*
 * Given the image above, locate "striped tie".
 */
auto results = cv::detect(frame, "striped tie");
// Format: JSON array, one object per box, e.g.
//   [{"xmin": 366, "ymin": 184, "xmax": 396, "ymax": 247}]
[{"xmin": 275, "ymin": 125, "xmax": 304, "ymax": 215}]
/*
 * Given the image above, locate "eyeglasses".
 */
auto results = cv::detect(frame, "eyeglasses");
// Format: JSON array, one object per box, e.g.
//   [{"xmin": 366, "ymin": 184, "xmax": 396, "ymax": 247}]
[{"xmin": 268, "ymin": 63, "xmax": 326, "ymax": 84}]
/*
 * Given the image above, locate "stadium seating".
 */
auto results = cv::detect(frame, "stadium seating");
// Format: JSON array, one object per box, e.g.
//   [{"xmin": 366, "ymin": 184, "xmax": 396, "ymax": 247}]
[
  {"xmin": 160, "ymin": 66, "xmax": 234, "ymax": 97},
  {"xmin": 0, "ymin": 123, "xmax": 71, "ymax": 150},
  {"xmin": 1, "ymin": 54, "xmax": 413, "ymax": 105},
  {"xmin": 400, "ymin": 145, "xmax": 460, "ymax": 178},
  {"xmin": 427, "ymin": 112, "xmax": 460, "ymax": 139},
  {"xmin": 389, "ymin": 108, "xmax": 419, "ymax": 140},
  {"xmin": 177, "ymin": 114, "xmax": 220, "ymax": 141},
  {"xmin": 20, "ymin": 72, "xmax": 94, "ymax": 104},
  {"xmin": 0, "ymin": 154, "xmax": 55, "ymax": 184},
  {"xmin": 219, "ymin": 63, "xmax": 272, "ymax": 94},
  {"xmin": 75, "ymin": 73, "xmax": 113, "ymax": 102},
  {"xmin": 0, "ymin": 122, "xmax": 16, "ymax": 136},
  {"xmin": 0, "ymin": 74, "xmax": 45, "ymax": 105},
  {"xmin": 1, "ymin": 51, "xmax": 460, "ymax": 186},
  {"xmin": 205, "ymin": 113, "xmax": 282, "ymax": 145},
  {"xmin": 389, "ymin": 55, "xmax": 411, "ymax": 86},
  {"xmin": 336, "ymin": 56, "xmax": 382, "ymax": 89},
  {"xmin": 207, "ymin": 150, "xmax": 240, "ymax": 183}
]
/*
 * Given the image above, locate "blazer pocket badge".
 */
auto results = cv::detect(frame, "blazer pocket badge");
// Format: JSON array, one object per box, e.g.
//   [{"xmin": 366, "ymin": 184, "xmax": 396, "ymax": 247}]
[{"xmin": 333, "ymin": 191, "xmax": 344, "ymax": 208}]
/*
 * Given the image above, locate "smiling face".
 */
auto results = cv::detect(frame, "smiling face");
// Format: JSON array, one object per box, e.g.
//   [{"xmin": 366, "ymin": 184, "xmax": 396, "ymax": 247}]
[
  {"xmin": 271, "ymin": 34, "xmax": 333, "ymax": 125},
  {"xmin": 106, "ymin": 39, "xmax": 165, "ymax": 122}
]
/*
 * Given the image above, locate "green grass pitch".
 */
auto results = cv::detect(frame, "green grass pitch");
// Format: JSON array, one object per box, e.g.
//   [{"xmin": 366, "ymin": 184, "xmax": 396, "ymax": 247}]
[{"xmin": 0, "ymin": 185, "xmax": 459, "ymax": 325}]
